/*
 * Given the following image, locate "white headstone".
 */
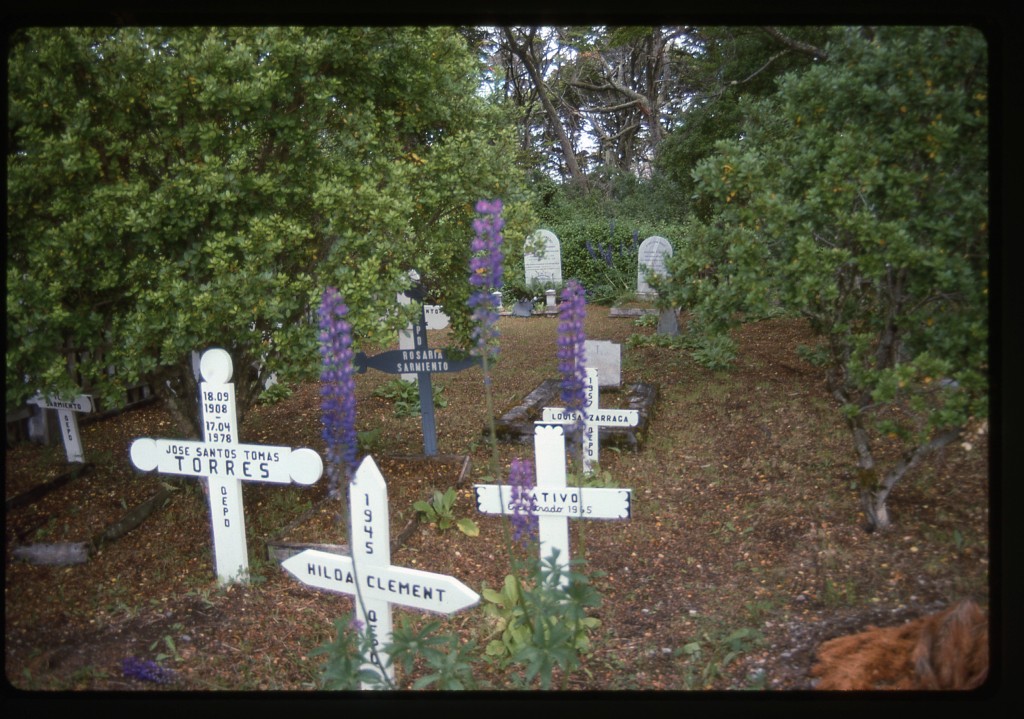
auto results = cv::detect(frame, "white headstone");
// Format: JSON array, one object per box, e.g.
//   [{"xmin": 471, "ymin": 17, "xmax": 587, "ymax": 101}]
[
  {"xmin": 130, "ymin": 348, "xmax": 324, "ymax": 585},
  {"xmin": 524, "ymin": 229, "xmax": 562, "ymax": 287},
  {"xmin": 637, "ymin": 236, "xmax": 673, "ymax": 299},
  {"xmin": 473, "ymin": 424, "xmax": 632, "ymax": 587},
  {"xmin": 584, "ymin": 341, "xmax": 621, "ymax": 388},
  {"xmin": 281, "ymin": 455, "xmax": 480, "ymax": 689},
  {"xmin": 26, "ymin": 393, "xmax": 95, "ymax": 463},
  {"xmin": 423, "ymin": 304, "xmax": 450, "ymax": 330}
]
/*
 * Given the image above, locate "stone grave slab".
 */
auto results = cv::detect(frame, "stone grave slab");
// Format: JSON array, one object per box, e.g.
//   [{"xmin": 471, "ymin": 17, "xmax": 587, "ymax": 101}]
[
  {"xmin": 608, "ymin": 306, "xmax": 658, "ymax": 318},
  {"xmin": 491, "ymin": 378, "xmax": 657, "ymax": 452}
]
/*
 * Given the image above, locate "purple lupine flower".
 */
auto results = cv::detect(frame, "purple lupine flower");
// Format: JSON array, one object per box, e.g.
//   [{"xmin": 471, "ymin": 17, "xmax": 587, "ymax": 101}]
[
  {"xmin": 507, "ymin": 458, "xmax": 538, "ymax": 547},
  {"xmin": 557, "ymin": 280, "xmax": 588, "ymax": 431},
  {"xmin": 468, "ymin": 199, "xmax": 504, "ymax": 361},
  {"xmin": 319, "ymin": 287, "xmax": 358, "ymax": 497},
  {"xmin": 122, "ymin": 657, "xmax": 177, "ymax": 684},
  {"xmin": 602, "ymin": 245, "xmax": 614, "ymax": 268}
]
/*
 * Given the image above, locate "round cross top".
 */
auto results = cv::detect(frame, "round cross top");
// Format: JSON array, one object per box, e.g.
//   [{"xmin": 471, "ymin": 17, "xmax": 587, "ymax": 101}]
[
  {"xmin": 288, "ymin": 448, "xmax": 324, "ymax": 485},
  {"xmin": 129, "ymin": 437, "xmax": 161, "ymax": 472},
  {"xmin": 200, "ymin": 348, "xmax": 233, "ymax": 384}
]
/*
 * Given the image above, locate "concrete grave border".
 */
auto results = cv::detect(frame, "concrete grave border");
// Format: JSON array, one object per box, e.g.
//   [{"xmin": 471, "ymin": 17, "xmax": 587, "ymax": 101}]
[{"xmin": 491, "ymin": 380, "xmax": 657, "ymax": 452}]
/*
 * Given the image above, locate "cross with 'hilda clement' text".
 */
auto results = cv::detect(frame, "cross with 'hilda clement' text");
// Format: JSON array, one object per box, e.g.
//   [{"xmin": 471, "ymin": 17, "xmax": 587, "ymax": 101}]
[{"xmin": 280, "ymin": 454, "xmax": 480, "ymax": 689}]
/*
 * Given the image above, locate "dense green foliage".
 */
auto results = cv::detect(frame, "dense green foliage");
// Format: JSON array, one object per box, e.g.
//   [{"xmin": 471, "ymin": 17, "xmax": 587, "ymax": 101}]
[
  {"xmin": 511, "ymin": 172, "xmax": 688, "ymax": 304},
  {"xmin": 654, "ymin": 26, "xmax": 831, "ymax": 206},
  {"xmin": 660, "ymin": 26, "xmax": 989, "ymax": 529},
  {"xmin": 7, "ymin": 23, "xmax": 989, "ymax": 536},
  {"xmin": 7, "ymin": 26, "xmax": 532, "ymax": 433}
]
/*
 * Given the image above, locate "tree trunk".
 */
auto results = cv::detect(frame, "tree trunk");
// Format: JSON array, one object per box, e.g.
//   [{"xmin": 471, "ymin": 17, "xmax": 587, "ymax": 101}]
[
  {"xmin": 862, "ymin": 428, "xmax": 963, "ymax": 532},
  {"xmin": 503, "ymin": 28, "xmax": 588, "ymax": 190}
]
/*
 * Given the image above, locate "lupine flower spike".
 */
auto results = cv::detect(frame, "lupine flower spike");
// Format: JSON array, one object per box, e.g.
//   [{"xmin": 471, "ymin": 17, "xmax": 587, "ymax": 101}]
[
  {"xmin": 319, "ymin": 287, "xmax": 358, "ymax": 497},
  {"xmin": 122, "ymin": 657, "xmax": 177, "ymax": 684},
  {"xmin": 508, "ymin": 458, "xmax": 538, "ymax": 547},
  {"xmin": 468, "ymin": 199, "xmax": 504, "ymax": 362},
  {"xmin": 557, "ymin": 279, "xmax": 588, "ymax": 437}
]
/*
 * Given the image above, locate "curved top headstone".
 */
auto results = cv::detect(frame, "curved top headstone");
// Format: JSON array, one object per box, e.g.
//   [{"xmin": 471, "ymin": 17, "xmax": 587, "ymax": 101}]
[
  {"xmin": 637, "ymin": 236, "xmax": 672, "ymax": 298},
  {"xmin": 200, "ymin": 348, "xmax": 234, "ymax": 384},
  {"xmin": 524, "ymin": 230, "xmax": 562, "ymax": 287}
]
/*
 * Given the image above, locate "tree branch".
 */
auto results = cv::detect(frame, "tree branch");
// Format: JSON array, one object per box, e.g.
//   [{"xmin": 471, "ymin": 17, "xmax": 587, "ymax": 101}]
[{"xmin": 761, "ymin": 26, "xmax": 829, "ymax": 61}]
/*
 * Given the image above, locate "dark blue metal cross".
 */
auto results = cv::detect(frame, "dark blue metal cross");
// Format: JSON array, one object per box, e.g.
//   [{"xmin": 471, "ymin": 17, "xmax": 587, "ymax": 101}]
[{"xmin": 354, "ymin": 288, "xmax": 479, "ymax": 456}]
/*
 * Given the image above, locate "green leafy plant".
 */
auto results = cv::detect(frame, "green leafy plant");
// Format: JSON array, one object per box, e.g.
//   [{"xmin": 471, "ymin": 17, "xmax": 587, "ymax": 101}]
[
  {"xmin": 372, "ymin": 378, "xmax": 447, "ymax": 418},
  {"xmin": 678, "ymin": 625, "xmax": 764, "ymax": 689},
  {"xmin": 412, "ymin": 487, "xmax": 479, "ymax": 536},
  {"xmin": 356, "ymin": 428, "xmax": 383, "ymax": 453},
  {"xmin": 661, "ymin": 26, "xmax": 988, "ymax": 530},
  {"xmin": 258, "ymin": 382, "xmax": 293, "ymax": 405},
  {"xmin": 311, "ymin": 618, "xmax": 388, "ymax": 690},
  {"xmin": 633, "ymin": 313, "xmax": 659, "ymax": 328},
  {"xmin": 388, "ymin": 618, "xmax": 480, "ymax": 690},
  {"xmin": 149, "ymin": 624, "xmax": 185, "ymax": 663},
  {"xmin": 480, "ymin": 551, "xmax": 603, "ymax": 689},
  {"xmin": 690, "ymin": 333, "xmax": 738, "ymax": 371},
  {"xmin": 570, "ymin": 465, "xmax": 619, "ymax": 488}
]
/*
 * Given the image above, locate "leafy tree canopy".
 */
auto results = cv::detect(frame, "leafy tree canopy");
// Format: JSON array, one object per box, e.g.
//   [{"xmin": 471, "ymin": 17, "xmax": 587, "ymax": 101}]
[
  {"xmin": 660, "ymin": 26, "xmax": 988, "ymax": 530},
  {"xmin": 7, "ymin": 26, "xmax": 533, "ymax": 434}
]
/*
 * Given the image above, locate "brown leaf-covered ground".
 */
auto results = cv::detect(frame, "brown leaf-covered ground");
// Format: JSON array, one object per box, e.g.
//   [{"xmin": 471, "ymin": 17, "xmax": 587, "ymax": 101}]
[{"xmin": 5, "ymin": 306, "xmax": 991, "ymax": 697}]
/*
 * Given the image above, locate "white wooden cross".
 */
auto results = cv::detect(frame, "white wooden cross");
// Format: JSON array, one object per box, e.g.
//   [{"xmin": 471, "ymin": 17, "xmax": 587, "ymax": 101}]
[
  {"xmin": 474, "ymin": 424, "xmax": 632, "ymax": 587},
  {"xmin": 281, "ymin": 454, "xmax": 480, "ymax": 689},
  {"xmin": 129, "ymin": 348, "xmax": 324, "ymax": 585},
  {"xmin": 27, "ymin": 393, "xmax": 95, "ymax": 463},
  {"xmin": 541, "ymin": 368, "xmax": 639, "ymax": 473}
]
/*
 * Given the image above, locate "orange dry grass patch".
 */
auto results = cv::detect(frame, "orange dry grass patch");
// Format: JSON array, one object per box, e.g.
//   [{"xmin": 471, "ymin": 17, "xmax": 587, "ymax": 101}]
[{"xmin": 810, "ymin": 600, "xmax": 988, "ymax": 690}]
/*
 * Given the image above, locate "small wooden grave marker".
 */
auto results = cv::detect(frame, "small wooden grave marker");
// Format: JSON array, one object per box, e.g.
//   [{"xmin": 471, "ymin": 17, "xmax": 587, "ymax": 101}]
[
  {"xmin": 540, "ymin": 368, "xmax": 639, "ymax": 473},
  {"xmin": 26, "ymin": 393, "xmax": 95, "ymax": 463},
  {"xmin": 474, "ymin": 424, "xmax": 632, "ymax": 586},
  {"xmin": 129, "ymin": 348, "xmax": 323, "ymax": 585},
  {"xmin": 355, "ymin": 285, "xmax": 479, "ymax": 456},
  {"xmin": 281, "ymin": 455, "xmax": 480, "ymax": 688}
]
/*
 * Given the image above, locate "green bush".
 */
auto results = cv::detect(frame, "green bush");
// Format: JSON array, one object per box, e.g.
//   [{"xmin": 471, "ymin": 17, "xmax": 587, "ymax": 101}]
[{"xmin": 372, "ymin": 378, "xmax": 447, "ymax": 417}]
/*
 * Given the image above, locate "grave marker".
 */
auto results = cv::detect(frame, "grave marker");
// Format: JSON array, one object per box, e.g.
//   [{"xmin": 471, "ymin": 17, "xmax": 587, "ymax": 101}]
[
  {"xmin": 26, "ymin": 393, "xmax": 95, "ymax": 463},
  {"xmin": 130, "ymin": 348, "xmax": 323, "ymax": 584},
  {"xmin": 282, "ymin": 455, "xmax": 480, "ymax": 688},
  {"xmin": 524, "ymin": 229, "xmax": 562, "ymax": 287},
  {"xmin": 474, "ymin": 424, "xmax": 632, "ymax": 586},
  {"xmin": 584, "ymin": 340, "xmax": 622, "ymax": 388},
  {"xmin": 356, "ymin": 287, "xmax": 479, "ymax": 456},
  {"xmin": 637, "ymin": 235, "xmax": 673, "ymax": 299},
  {"xmin": 540, "ymin": 368, "xmax": 639, "ymax": 473},
  {"xmin": 397, "ymin": 287, "xmax": 450, "ymax": 381}
]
